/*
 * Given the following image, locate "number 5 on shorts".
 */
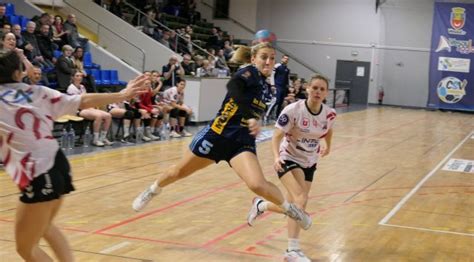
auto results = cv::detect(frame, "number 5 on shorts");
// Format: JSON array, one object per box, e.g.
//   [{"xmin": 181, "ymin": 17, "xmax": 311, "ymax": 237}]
[{"xmin": 198, "ymin": 140, "xmax": 214, "ymax": 155}]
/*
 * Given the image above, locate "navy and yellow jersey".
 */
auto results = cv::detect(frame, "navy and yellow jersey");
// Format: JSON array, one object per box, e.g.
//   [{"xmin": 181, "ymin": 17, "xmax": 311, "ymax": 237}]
[{"xmin": 210, "ymin": 65, "xmax": 268, "ymax": 145}]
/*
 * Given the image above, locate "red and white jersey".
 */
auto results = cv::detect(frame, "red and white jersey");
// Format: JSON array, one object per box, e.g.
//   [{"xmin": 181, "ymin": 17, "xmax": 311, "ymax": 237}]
[
  {"xmin": 275, "ymin": 100, "xmax": 336, "ymax": 167},
  {"xmin": 67, "ymin": 83, "xmax": 87, "ymax": 95},
  {"xmin": 163, "ymin": 86, "xmax": 184, "ymax": 105},
  {"xmin": 0, "ymin": 83, "xmax": 81, "ymax": 189}
]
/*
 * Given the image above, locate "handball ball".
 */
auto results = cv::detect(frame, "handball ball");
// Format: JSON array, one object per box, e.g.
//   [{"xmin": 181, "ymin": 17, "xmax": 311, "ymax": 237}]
[{"xmin": 255, "ymin": 29, "xmax": 277, "ymax": 44}]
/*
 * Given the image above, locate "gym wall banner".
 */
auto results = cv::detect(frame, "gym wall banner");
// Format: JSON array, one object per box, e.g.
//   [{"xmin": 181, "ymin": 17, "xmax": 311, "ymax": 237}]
[{"xmin": 428, "ymin": 2, "xmax": 473, "ymax": 111}]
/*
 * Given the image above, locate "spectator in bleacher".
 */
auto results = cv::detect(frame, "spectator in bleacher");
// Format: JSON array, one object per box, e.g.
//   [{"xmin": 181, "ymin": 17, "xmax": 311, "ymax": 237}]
[
  {"xmin": 181, "ymin": 54, "xmax": 195, "ymax": 76},
  {"xmin": 37, "ymin": 24, "xmax": 57, "ymax": 65},
  {"xmin": 207, "ymin": 27, "xmax": 222, "ymax": 51},
  {"xmin": 73, "ymin": 46, "xmax": 97, "ymax": 93},
  {"xmin": 168, "ymin": 30, "xmax": 178, "ymax": 51},
  {"xmin": 159, "ymin": 30, "xmax": 171, "ymax": 49},
  {"xmin": 63, "ymin": 14, "xmax": 90, "ymax": 52},
  {"xmin": 178, "ymin": 33, "xmax": 193, "ymax": 55},
  {"xmin": 0, "ymin": 3, "xmax": 9, "ymax": 28},
  {"xmin": 163, "ymin": 79, "xmax": 192, "ymax": 138},
  {"xmin": 0, "ymin": 32, "xmax": 16, "ymax": 50},
  {"xmin": 141, "ymin": 9, "xmax": 161, "ymax": 41},
  {"xmin": 34, "ymin": 13, "xmax": 53, "ymax": 38},
  {"xmin": 52, "ymin": 15, "xmax": 69, "ymax": 49},
  {"xmin": 271, "ymin": 54, "xmax": 291, "ymax": 116},
  {"xmin": 215, "ymin": 49, "xmax": 230, "ymax": 75},
  {"xmin": 162, "ymin": 55, "xmax": 184, "ymax": 89},
  {"xmin": 2, "ymin": 23, "xmax": 11, "ymax": 35},
  {"xmin": 56, "ymin": 44, "xmax": 76, "ymax": 91},
  {"xmin": 195, "ymin": 59, "xmax": 212, "ymax": 77},
  {"xmin": 109, "ymin": 0, "xmax": 125, "ymax": 19},
  {"xmin": 22, "ymin": 21, "xmax": 53, "ymax": 68},
  {"xmin": 11, "ymin": 24, "xmax": 24, "ymax": 48},
  {"xmin": 23, "ymin": 64, "xmax": 43, "ymax": 85},
  {"xmin": 67, "ymin": 70, "xmax": 114, "ymax": 146},
  {"xmin": 223, "ymin": 40, "xmax": 234, "ymax": 61}
]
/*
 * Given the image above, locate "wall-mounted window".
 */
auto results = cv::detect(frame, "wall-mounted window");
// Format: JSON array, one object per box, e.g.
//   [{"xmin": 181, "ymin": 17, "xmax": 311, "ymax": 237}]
[{"xmin": 214, "ymin": 0, "xmax": 229, "ymax": 19}]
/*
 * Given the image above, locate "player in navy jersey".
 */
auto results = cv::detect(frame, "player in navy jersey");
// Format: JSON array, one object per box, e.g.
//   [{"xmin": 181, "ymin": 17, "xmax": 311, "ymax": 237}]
[
  {"xmin": 247, "ymin": 75, "xmax": 336, "ymax": 261},
  {"xmin": 133, "ymin": 42, "xmax": 311, "ymax": 229}
]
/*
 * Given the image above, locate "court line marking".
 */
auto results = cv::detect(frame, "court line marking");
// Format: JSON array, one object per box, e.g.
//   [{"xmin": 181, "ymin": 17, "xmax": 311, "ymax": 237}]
[
  {"xmin": 381, "ymin": 223, "xmax": 474, "ymax": 237},
  {"xmin": 99, "ymin": 241, "xmax": 131, "ymax": 254},
  {"xmin": 379, "ymin": 130, "xmax": 474, "ymax": 225}
]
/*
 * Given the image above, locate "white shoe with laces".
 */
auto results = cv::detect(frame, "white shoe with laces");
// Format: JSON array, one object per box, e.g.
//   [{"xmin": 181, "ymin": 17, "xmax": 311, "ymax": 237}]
[
  {"xmin": 181, "ymin": 130, "xmax": 192, "ymax": 137},
  {"xmin": 247, "ymin": 197, "xmax": 264, "ymax": 226},
  {"xmin": 170, "ymin": 131, "xmax": 182, "ymax": 138},
  {"xmin": 285, "ymin": 203, "xmax": 312, "ymax": 230},
  {"xmin": 284, "ymin": 249, "xmax": 311, "ymax": 262},
  {"xmin": 132, "ymin": 185, "xmax": 161, "ymax": 211}
]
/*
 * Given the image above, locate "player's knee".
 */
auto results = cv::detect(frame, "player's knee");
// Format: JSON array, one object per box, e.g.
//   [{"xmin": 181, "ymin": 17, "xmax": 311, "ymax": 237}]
[
  {"xmin": 247, "ymin": 180, "xmax": 266, "ymax": 195},
  {"xmin": 16, "ymin": 243, "xmax": 34, "ymax": 260},
  {"xmin": 294, "ymin": 192, "xmax": 308, "ymax": 208}
]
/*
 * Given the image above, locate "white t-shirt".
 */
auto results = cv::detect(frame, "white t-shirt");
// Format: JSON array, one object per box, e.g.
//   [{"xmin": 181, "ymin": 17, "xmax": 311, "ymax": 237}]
[
  {"xmin": 0, "ymin": 83, "xmax": 81, "ymax": 189},
  {"xmin": 67, "ymin": 83, "xmax": 87, "ymax": 95},
  {"xmin": 275, "ymin": 100, "xmax": 336, "ymax": 168}
]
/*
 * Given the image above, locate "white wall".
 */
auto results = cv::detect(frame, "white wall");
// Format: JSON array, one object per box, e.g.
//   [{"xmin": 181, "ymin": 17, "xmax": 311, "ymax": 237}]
[
  {"xmin": 196, "ymin": 0, "xmax": 256, "ymax": 40},
  {"xmin": 208, "ymin": 0, "xmax": 474, "ymax": 108}
]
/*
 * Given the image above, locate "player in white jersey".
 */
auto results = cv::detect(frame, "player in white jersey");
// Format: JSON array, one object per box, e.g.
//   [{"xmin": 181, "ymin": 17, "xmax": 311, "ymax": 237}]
[
  {"xmin": 247, "ymin": 75, "xmax": 335, "ymax": 262},
  {"xmin": 0, "ymin": 49, "xmax": 147, "ymax": 262}
]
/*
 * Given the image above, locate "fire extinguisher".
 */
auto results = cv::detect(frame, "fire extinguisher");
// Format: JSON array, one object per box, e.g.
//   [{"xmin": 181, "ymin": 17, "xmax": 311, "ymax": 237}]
[{"xmin": 378, "ymin": 88, "xmax": 384, "ymax": 105}]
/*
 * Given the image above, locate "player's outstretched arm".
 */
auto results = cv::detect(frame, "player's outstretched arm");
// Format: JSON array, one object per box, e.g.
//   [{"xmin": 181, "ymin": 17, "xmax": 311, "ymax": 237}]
[{"xmin": 79, "ymin": 74, "xmax": 148, "ymax": 109}]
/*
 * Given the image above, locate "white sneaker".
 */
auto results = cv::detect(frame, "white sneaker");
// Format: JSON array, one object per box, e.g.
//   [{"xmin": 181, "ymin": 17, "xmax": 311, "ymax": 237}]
[
  {"xmin": 142, "ymin": 135, "xmax": 152, "ymax": 142},
  {"xmin": 92, "ymin": 140, "xmax": 105, "ymax": 147},
  {"xmin": 181, "ymin": 130, "xmax": 192, "ymax": 137},
  {"xmin": 147, "ymin": 133, "xmax": 160, "ymax": 141},
  {"xmin": 285, "ymin": 204, "xmax": 312, "ymax": 230},
  {"xmin": 102, "ymin": 138, "xmax": 115, "ymax": 146},
  {"xmin": 170, "ymin": 131, "xmax": 182, "ymax": 138},
  {"xmin": 132, "ymin": 185, "xmax": 161, "ymax": 211},
  {"xmin": 284, "ymin": 249, "xmax": 311, "ymax": 262},
  {"xmin": 247, "ymin": 197, "xmax": 264, "ymax": 226}
]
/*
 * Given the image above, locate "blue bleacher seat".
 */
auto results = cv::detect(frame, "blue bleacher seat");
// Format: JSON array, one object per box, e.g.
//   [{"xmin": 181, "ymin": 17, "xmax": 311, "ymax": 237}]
[
  {"xmin": 101, "ymin": 70, "xmax": 111, "ymax": 85},
  {"xmin": 110, "ymin": 70, "xmax": 120, "ymax": 85},
  {"xmin": 53, "ymin": 50, "xmax": 62, "ymax": 59},
  {"xmin": 90, "ymin": 69, "xmax": 102, "ymax": 85},
  {"xmin": 5, "ymin": 3, "xmax": 15, "ymax": 16},
  {"xmin": 8, "ymin": 15, "xmax": 19, "ymax": 26},
  {"xmin": 20, "ymin": 16, "xmax": 29, "ymax": 30},
  {"xmin": 83, "ymin": 52, "xmax": 92, "ymax": 68}
]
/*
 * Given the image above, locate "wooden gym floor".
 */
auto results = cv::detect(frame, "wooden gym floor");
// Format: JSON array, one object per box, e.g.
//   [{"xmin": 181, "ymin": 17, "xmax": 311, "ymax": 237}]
[{"xmin": 0, "ymin": 107, "xmax": 473, "ymax": 261}]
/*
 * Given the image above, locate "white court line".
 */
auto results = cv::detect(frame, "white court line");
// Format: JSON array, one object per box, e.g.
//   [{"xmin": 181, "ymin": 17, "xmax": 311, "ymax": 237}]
[
  {"xmin": 382, "ymin": 223, "xmax": 474, "ymax": 237},
  {"xmin": 100, "ymin": 241, "xmax": 131, "ymax": 254},
  {"xmin": 379, "ymin": 130, "xmax": 474, "ymax": 225}
]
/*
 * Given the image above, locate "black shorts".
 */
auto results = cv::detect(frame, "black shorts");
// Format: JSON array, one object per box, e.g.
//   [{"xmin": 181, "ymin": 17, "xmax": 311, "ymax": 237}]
[
  {"xmin": 277, "ymin": 160, "xmax": 317, "ymax": 182},
  {"xmin": 170, "ymin": 108, "xmax": 188, "ymax": 118},
  {"xmin": 20, "ymin": 150, "xmax": 75, "ymax": 204},
  {"xmin": 189, "ymin": 126, "xmax": 256, "ymax": 163}
]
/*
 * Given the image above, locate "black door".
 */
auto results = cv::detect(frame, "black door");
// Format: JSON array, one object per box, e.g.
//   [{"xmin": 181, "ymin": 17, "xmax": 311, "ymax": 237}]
[{"xmin": 335, "ymin": 60, "xmax": 371, "ymax": 104}]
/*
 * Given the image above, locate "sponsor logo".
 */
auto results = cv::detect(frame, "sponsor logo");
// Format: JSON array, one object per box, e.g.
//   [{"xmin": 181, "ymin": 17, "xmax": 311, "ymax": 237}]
[
  {"xmin": 436, "ymin": 76, "xmax": 467, "ymax": 104},
  {"xmin": 438, "ymin": 57, "xmax": 470, "ymax": 73},
  {"xmin": 435, "ymin": 36, "xmax": 473, "ymax": 54},
  {"xmin": 448, "ymin": 7, "xmax": 466, "ymax": 35},
  {"xmin": 278, "ymin": 113, "xmax": 289, "ymax": 126},
  {"xmin": 302, "ymin": 117, "xmax": 309, "ymax": 128}
]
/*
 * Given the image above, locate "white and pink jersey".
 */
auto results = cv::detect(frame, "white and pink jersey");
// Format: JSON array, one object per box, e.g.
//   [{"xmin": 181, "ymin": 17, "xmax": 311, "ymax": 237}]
[
  {"xmin": 275, "ymin": 100, "xmax": 336, "ymax": 168},
  {"xmin": 67, "ymin": 83, "xmax": 87, "ymax": 95},
  {"xmin": 163, "ymin": 86, "xmax": 184, "ymax": 105},
  {"xmin": 0, "ymin": 83, "xmax": 81, "ymax": 189}
]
